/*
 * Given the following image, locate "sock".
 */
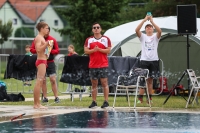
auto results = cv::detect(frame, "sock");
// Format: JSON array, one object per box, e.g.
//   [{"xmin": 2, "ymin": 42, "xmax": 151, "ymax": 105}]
[
  {"xmin": 149, "ymin": 95, "xmax": 152, "ymax": 100},
  {"xmin": 138, "ymin": 95, "xmax": 143, "ymax": 101}
]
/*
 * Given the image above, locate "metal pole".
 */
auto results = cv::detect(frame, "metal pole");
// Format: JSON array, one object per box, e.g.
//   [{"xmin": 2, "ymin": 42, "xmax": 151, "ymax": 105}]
[
  {"xmin": 187, "ymin": 35, "xmax": 190, "ymax": 91},
  {"xmin": 187, "ymin": 35, "xmax": 190, "ymax": 69}
]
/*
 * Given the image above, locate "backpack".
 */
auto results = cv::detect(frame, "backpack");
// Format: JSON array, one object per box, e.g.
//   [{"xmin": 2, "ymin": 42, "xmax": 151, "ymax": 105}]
[
  {"xmin": 0, "ymin": 81, "xmax": 8, "ymax": 101},
  {"xmin": 7, "ymin": 93, "xmax": 25, "ymax": 102}
]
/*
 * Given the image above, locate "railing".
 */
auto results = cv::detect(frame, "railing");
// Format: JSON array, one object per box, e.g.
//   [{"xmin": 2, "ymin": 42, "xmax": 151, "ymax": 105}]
[
  {"xmin": 56, "ymin": 56, "xmax": 165, "ymax": 101},
  {"xmin": 0, "ymin": 54, "xmax": 52, "ymax": 95},
  {"xmin": 0, "ymin": 54, "xmax": 164, "ymax": 101},
  {"xmin": 56, "ymin": 56, "xmax": 91, "ymax": 101}
]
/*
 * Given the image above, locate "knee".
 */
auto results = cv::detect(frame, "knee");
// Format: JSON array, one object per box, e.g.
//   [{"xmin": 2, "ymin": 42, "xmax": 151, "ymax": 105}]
[
  {"xmin": 50, "ymin": 78, "xmax": 56, "ymax": 85},
  {"xmin": 91, "ymin": 81, "xmax": 98, "ymax": 87},
  {"xmin": 92, "ymin": 83, "xmax": 98, "ymax": 87},
  {"xmin": 101, "ymin": 82, "xmax": 108, "ymax": 88},
  {"xmin": 43, "ymin": 79, "xmax": 46, "ymax": 84},
  {"xmin": 147, "ymin": 78, "xmax": 153, "ymax": 85},
  {"xmin": 148, "ymin": 81, "xmax": 153, "ymax": 86}
]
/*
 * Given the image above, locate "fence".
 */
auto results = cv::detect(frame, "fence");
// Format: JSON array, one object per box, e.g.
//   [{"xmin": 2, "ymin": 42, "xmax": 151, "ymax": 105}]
[
  {"xmin": 0, "ymin": 54, "xmax": 52, "ymax": 96},
  {"xmin": 56, "ymin": 56, "xmax": 164, "ymax": 101},
  {"xmin": 0, "ymin": 54, "xmax": 164, "ymax": 102}
]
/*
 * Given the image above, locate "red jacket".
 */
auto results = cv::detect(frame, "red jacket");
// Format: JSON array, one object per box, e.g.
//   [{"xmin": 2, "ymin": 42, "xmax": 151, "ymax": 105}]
[{"xmin": 30, "ymin": 35, "xmax": 60, "ymax": 61}]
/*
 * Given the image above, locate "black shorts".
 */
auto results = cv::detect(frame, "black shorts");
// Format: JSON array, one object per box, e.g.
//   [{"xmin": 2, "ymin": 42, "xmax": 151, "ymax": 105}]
[
  {"xmin": 89, "ymin": 67, "xmax": 108, "ymax": 80},
  {"xmin": 46, "ymin": 62, "xmax": 56, "ymax": 77},
  {"xmin": 140, "ymin": 60, "xmax": 160, "ymax": 78}
]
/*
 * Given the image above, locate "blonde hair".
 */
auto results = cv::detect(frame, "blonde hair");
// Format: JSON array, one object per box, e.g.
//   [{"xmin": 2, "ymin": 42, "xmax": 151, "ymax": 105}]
[
  {"xmin": 68, "ymin": 44, "xmax": 75, "ymax": 50},
  {"xmin": 25, "ymin": 45, "xmax": 30, "ymax": 48}
]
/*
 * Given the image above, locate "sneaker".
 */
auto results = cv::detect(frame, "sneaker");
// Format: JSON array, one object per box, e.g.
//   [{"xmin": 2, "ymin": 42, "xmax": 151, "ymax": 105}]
[
  {"xmin": 42, "ymin": 97, "xmax": 48, "ymax": 103},
  {"xmin": 89, "ymin": 101, "xmax": 97, "ymax": 108},
  {"xmin": 101, "ymin": 101, "xmax": 109, "ymax": 108},
  {"xmin": 55, "ymin": 97, "xmax": 60, "ymax": 103},
  {"xmin": 137, "ymin": 98, "xmax": 143, "ymax": 104},
  {"xmin": 147, "ymin": 99, "xmax": 153, "ymax": 104},
  {"xmin": 23, "ymin": 83, "xmax": 31, "ymax": 86}
]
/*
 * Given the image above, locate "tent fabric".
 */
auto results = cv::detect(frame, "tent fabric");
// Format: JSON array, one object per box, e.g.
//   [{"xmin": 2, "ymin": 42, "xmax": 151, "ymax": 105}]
[
  {"xmin": 104, "ymin": 16, "xmax": 200, "ymax": 57},
  {"xmin": 104, "ymin": 16, "xmax": 200, "ymax": 88}
]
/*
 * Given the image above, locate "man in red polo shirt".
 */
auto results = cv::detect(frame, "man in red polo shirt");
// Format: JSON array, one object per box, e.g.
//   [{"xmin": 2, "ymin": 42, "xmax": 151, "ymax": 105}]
[
  {"xmin": 84, "ymin": 22, "xmax": 111, "ymax": 108},
  {"xmin": 31, "ymin": 27, "xmax": 60, "ymax": 103}
]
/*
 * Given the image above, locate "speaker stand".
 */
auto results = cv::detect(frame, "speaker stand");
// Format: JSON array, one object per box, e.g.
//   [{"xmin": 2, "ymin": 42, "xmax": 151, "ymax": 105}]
[{"xmin": 163, "ymin": 34, "xmax": 190, "ymax": 105}]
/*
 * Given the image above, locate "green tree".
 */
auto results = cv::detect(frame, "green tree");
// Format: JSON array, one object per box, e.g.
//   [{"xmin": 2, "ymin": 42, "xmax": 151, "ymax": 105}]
[
  {"xmin": 56, "ymin": 0, "xmax": 130, "ymax": 54},
  {"xmin": 118, "ymin": 0, "xmax": 200, "ymax": 23},
  {"xmin": 146, "ymin": 0, "xmax": 200, "ymax": 17},
  {"xmin": 14, "ymin": 27, "xmax": 35, "ymax": 49},
  {"xmin": 14, "ymin": 27, "xmax": 35, "ymax": 38},
  {"xmin": 0, "ymin": 20, "xmax": 13, "ymax": 45}
]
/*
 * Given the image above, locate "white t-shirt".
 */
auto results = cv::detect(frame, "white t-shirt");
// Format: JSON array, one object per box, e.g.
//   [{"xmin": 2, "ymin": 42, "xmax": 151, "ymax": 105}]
[{"xmin": 139, "ymin": 33, "xmax": 160, "ymax": 61}]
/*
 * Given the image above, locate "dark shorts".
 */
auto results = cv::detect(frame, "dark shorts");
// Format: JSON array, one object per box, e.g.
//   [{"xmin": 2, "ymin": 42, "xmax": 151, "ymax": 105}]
[
  {"xmin": 89, "ymin": 67, "xmax": 108, "ymax": 80},
  {"xmin": 46, "ymin": 62, "xmax": 56, "ymax": 77},
  {"xmin": 140, "ymin": 60, "xmax": 160, "ymax": 79}
]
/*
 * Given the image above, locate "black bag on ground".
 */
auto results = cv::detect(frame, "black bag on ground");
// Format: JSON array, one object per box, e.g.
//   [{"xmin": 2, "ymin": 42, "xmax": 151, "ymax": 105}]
[
  {"xmin": 0, "ymin": 81, "xmax": 8, "ymax": 101},
  {"xmin": 7, "ymin": 93, "xmax": 25, "ymax": 102}
]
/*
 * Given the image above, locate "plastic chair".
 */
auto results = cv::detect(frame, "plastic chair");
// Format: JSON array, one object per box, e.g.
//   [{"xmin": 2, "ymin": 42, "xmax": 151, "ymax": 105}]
[
  {"xmin": 113, "ymin": 68, "xmax": 151, "ymax": 109},
  {"xmin": 185, "ymin": 69, "xmax": 200, "ymax": 108}
]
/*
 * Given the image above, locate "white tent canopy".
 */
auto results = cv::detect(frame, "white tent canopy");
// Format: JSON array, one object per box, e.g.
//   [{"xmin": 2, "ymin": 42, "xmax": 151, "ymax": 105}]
[{"xmin": 104, "ymin": 16, "xmax": 200, "ymax": 57}]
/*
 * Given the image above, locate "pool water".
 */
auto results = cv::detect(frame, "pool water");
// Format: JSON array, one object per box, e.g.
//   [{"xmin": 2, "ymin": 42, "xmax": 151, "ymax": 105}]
[{"xmin": 0, "ymin": 111, "xmax": 199, "ymax": 133}]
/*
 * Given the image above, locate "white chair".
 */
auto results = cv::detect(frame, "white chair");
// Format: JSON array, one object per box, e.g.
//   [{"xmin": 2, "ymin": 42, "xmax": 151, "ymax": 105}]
[
  {"xmin": 185, "ymin": 69, "xmax": 200, "ymax": 108},
  {"xmin": 113, "ymin": 68, "xmax": 151, "ymax": 109}
]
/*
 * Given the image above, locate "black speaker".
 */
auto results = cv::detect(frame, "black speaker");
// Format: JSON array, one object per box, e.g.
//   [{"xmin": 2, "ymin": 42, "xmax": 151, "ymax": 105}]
[{"xmin": 177, "ymin": 4, "xmax": 197, "ymax": 35}]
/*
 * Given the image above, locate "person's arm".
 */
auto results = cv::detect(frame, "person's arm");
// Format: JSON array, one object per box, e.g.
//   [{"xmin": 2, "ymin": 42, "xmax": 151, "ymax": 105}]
[
  {"xmin": 97, "ymin": 47, "xmax": 111, "ymax": 54},
  {"xmin": 84, "ymin": 38, "xmax": 98, "ymax": 55},
  {"xmin": 84, "ymin": 46, "xmax": 98, "ymax": 55},
  {"xmin": 97, "ymin": 37, "xmax": 111, "ymax": 54},
  {"xmin": 35, "ymin": 37, "xmax": 49, "ymax": 52},
  {"xmin": 135, "ymin": 16, "xmax": 148, "ymax": 38},
  {"xmin": 30, "ymin": 39, "xmax": 36, "ymax": 54},
  {"xmin": 149, "ymin": 16, "xmax": 162, "ymax": 39},
  {"xmin": 50, "ymin": 38, "xmax": 60, "ymax": 55}
]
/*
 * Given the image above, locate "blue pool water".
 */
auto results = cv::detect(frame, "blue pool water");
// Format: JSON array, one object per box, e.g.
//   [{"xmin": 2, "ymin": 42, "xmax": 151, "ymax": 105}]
[{"xmin": 0, "ymin": 111, "xmax": 200, "ymax": 133}]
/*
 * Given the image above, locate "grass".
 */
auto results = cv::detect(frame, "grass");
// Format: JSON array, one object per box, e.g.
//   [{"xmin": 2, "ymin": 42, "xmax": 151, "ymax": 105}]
[
  {"xmin": 1, "ymin": 94, "xmax": 200, "ymax": 110},
  {"xmin": 1, "ymin": 61, "xmax": 200, "ymax": 110},
  {"xmin": 0, "ymin": 61, "xmax": 87, "ymax": 98}
]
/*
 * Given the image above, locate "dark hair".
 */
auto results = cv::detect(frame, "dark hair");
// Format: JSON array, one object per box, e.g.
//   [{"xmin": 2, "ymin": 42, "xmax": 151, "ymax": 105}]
[
  {"xmin": 92, "ymin": 22, "xmax": 101, "ymax": 27},
  {"xmin": 36, "ymin": 21, "xmax": 48, "ymax": 31},
  {"xmin": 145, "ymin": 24, "xmax": 153, "ymax": 29},
  {"xmin": 48, "ymin": 27, "xmax": 50, "ymax": 31}
]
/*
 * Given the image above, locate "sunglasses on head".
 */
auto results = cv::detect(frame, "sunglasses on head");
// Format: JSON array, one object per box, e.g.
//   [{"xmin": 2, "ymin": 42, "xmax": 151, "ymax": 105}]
[{"xmin": 93, "ymin": 26, "xmax": 100, "ymax": 29}]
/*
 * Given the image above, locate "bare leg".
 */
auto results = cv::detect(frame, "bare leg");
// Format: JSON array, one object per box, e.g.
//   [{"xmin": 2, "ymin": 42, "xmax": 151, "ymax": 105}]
[
  {"xmin": 42, "ymin": 78, "xmax": 47, "ymax": 98},
  {"xmin": 49, "ymin": 74, "xmax": 58, "ymax": 98},
  {"xmin": 139, "ymin": 88, "xmax": 145, "ymax": 95},
  {"xmin": 139, "ymin": 78, "xmax": 153, "ymax": 95},
  {"xmin": 33, "ymin": 64, "xmax": 47, "ymax": 109},
  {"xmin": 91, "ymin": 79, "xmax": 98, "ymax": 102},
  {"xmin": 100, "ymin": 78, "xmax": 109, "ymax": 101},
  {"xmin": 147, "ymin": 78, "xmax": 153, "ymax": 95}
]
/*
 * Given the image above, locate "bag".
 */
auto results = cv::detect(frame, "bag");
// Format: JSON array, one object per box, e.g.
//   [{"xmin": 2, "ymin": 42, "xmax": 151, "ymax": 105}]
[
  {"xmin": 7, "ymin": 93, "xmax": 25, "ymax": 102},
  {"xmin": 119, "ymin": 68, "xmax": 148, "ymax": 86},
  {"xmin": 0, "ymin": 81, "xmax": 8, "ymax": 101}
]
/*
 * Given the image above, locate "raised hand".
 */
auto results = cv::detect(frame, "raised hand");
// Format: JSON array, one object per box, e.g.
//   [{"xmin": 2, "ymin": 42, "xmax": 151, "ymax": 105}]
[{"xmin": 144, "ymin": 15, "xmax": 149, "ymax": 22}]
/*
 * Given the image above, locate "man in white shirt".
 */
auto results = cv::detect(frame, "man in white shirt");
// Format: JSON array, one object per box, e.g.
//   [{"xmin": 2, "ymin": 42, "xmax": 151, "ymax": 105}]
[{"xmin": 135, "ymin": 14, "xmax": 162, "ymax": 104}]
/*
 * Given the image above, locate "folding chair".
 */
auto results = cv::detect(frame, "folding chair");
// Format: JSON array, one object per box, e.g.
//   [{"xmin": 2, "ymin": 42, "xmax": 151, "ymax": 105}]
[
  {"xmin": 185, "ymin": 69, "xmax": 200, "ymax": 108},
  {"xmin": 113, "ymin": 68, "xmax": 151, "ymax": 109}
]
